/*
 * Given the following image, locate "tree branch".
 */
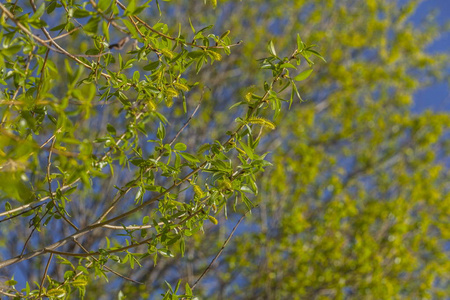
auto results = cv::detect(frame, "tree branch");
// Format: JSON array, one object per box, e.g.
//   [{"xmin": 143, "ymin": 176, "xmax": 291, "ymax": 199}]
[{"xmin": 191, "ymin": 208, "xmax": 252, "ymax": 290}]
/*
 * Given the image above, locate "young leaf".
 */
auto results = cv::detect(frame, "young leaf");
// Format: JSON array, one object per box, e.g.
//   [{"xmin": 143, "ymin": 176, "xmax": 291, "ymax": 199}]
[
  {"xmin": 173, "ymin": 143, "xmax": 187, "ymax": 151},
  {"xmin": 297, "ymin": 34, "xmax": 305, "ymax": 51},
  {"xmin": 180, "ymin": 152, "xmax": 200, "ymax": 163},
  {"xmin": 268, "ymin": 40, "xmax": 277, "ymax": 57},
  {"xmin": 294, "ymin": 69, "xmax": 313, "ymax": 81}
]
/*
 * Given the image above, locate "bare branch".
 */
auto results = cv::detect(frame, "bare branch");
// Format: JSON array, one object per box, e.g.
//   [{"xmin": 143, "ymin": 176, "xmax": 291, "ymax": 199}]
[
  {"xmin": 192, "ymin": 209, "xmax": 252, "ymax": 290},
  {"xmin": 38, "ymin": 254, "xmax": 53, "ymax": 298}
]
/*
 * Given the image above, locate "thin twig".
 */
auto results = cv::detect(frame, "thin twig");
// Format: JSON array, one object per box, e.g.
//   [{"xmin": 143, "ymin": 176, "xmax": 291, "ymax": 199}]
[
  {"xmin": 41, "ymin": 26, "xmax": 81, "ymax": 42},
  {"xmin": 153, "ymin": 92, "xmax": 204, "ymax": 165},
  {"xmin": 191, "ymin": 209, "xmax": 252, "ymax": 290},
  {"xmin": 102, "ymin": 223, "xmax": 158, "ymax": 230},
  {"xmin": 115, "ymin": 0, "xmax": 242, "ymax": 50},
  {"xmin": 36, "ymin": 48, "xmax": 50, "ymax": 100},
  {"xmin": 0, "ymin": 179, "xmax": 80, "ymax": 218},
  {"xmin": 46, "ymin": 137, "xmax": 79, "ymax": 231},
  {"xmin": 0, "ymin": 289, "xmax": 23, "ymax": 298},
  {"xmin": 38, "ymin": 253, "xmax": 53, "ymax": 298},
  {"xmin": 0, "ymin": 203, "xmax": 45, "ymax": 223},
  {"xmin": 40, "ymin": 134, "xmax": 57, "ymax": 149},
  {"xmin": 72, "ymin": 239, "xmax": 143, "ymax": 284},
  {"xmin": 94, "ymin": 186, "xmax": 133, "ymax": 223},
  {"xmin": 20, "ymin": 206, "xmax": 50, "ymax": 256},
  {"xmin": 168, "ymin": 100, "xmax": 203, "ymax": 147}
]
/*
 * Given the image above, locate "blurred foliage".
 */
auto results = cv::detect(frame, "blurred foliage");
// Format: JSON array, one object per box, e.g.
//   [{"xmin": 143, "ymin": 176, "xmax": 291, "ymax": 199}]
[{"xmin": 0, "ymin": 0, "xmax": 449, "ymax": 299}]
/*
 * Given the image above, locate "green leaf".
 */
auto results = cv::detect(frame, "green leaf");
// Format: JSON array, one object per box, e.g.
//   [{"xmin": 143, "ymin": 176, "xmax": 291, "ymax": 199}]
[
  {"xmin": 268, "ymin": 40, "xmax": 277, "ymax": 56},
  {"xmin": 280, "ymin": 63, "xmax": 296, "ymax": 69},
  {"xmin": 196, "ymin": 56, "xmax": 205, "ymax": 74},
  {"xmin": 50, "ymin": 23, "xmax": 66, "ymax": 32},
  {"xmin": 185, "ymin": 283, "xmax": 193, "ymax": 296},
  {"xmin": 98, "ymin": 0, "xmax": 112, "ymax": 11},
  {"xmin": 306, "ymin": 49, "xmax": 327, "ymax": 62},
  {"xmin": 157, "ymin": 122, "xmax": 166, "ymax": 140},
  {"xmin": 294, "ymin": 69, "xmax": 313, "ymax": 81},
  {"xmin": 133, "ymin": 70, "xmax": 140, "ymax": 82},
  {"xmin": 180, "ymin": 152, "xmax": 200, "ymax": 163},
  {"xmin": 173, "ymin": 143, "xmax": 187, "ymax": 151},
  {"xmin": 72, "ymin": 8, "xmax": 91, "ymax": 18},
  {"xmin": 1, "ymin": 45, "xmax": 22, "ymax": 56},
  {"xmin": 220, "ymin": 30, "xmax": 230, "ymax": 39},
  {"xmin": 5, "ymin": 279, "xmax": 17, "ymax": 286},
  {"xmin": 143, "ymin": 61, "xmax": 160, "ymax": 71},
  {"xmin": 241, "ymin": 192, "xmax": 255, "ymax": 210},
  {"xmin": 29, "ymin": 3, "xmax": 46, "ymax": 21},
  {"xmin": 107, "ymin": 124, "xmax": 116, "ymax": 135},
  {"xmin": 124, "ymin": 0, "xmax": 136, "ymax": 15},
  {"xmin": 297, "ymin": 34, "xmax": 304, "ymax": 51},
  {"xmin": 76, "ymin": 265, "xmax": 89, "ymax": 274},
  {"xmin": 239, "ymin": 141, "xmax": 254, "ymax": 159},
  {"xmin": 122, "ymin": 19, "xmax": 139, "ymax": 39},
  {"xmin": 240, "ymin": 185, "xmax": 255, "ymax": 194},
  {"xmin": 292, "ymin": 82, "xmax": 304, "ymax": 102},
  {"xmin": 188, "ymin": 17, "xmax": 196, "ymax": 33},
  {"xmin": 102, "ymin": 21, "xmax": 110, "ymax": 42},
  {"xmin": 46, "ymin": 1, "xmax": 57, "ymax": 14},
  {"xmin": 84, "ymin": 17, "xmax": 100, "ymax": 35}
]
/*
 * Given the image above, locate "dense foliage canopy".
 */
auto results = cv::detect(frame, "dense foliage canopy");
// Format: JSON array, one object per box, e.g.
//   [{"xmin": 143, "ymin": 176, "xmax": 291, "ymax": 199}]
[{"xmin": 0, "ymin": 0, "xmax": 448, "ymax": 299}]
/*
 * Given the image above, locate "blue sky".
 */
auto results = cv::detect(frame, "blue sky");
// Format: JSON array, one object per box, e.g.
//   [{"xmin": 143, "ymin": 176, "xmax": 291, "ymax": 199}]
[{"xmin": 411, "ymin": 0, "xmax": 449, "ymax": 113}]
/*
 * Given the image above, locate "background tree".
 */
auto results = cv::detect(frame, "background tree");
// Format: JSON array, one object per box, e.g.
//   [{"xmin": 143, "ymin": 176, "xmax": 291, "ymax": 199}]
[{"xmin": 1, "ymin": 0, "xmax": 449, "ymax": 299}]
